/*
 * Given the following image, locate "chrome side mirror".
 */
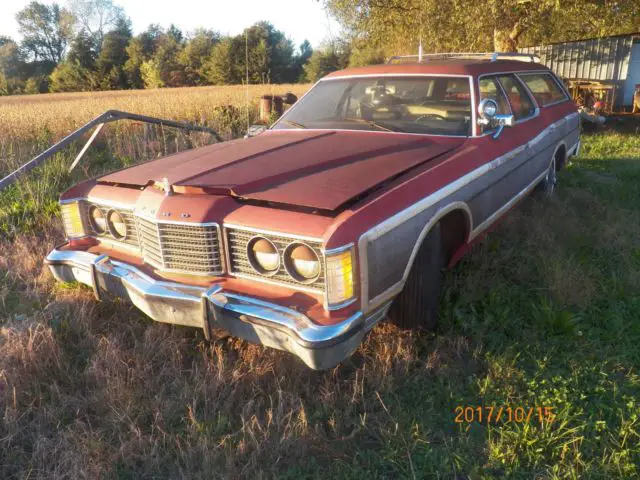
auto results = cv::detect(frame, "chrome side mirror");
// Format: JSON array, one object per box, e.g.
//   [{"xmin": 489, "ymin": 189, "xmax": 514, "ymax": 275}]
[
  {"xmin": 491, "ymin": 114, "xmax": 515, "ymax": 139},
  {"xmin": 245, "ymin": 125, "xmax": 267, "ymax": 138},
  {"xmin": 478, "ymin": 99, "xmax": 514, "ymax": 139}
]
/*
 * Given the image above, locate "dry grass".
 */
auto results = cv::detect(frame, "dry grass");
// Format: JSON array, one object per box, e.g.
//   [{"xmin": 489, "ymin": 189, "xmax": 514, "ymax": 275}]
[
  {"xmin": 0, "ymin": 84, "xmax": 310, "ymax": 141},
  {"xmin": 0, "ymin": 88, "xmax": 639, "ymax": 477}
]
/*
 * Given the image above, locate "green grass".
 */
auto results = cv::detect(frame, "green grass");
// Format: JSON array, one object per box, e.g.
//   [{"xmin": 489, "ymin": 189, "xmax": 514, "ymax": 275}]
[{"xmin": 1, "ymin": 130, "xmax": 639, "ymax": 479}]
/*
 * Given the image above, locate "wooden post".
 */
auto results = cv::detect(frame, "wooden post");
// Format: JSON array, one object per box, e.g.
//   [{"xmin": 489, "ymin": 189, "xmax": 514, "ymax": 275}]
[{"xmin": 260, "ymin": 95, "xmax": 285, "ymax": 123}]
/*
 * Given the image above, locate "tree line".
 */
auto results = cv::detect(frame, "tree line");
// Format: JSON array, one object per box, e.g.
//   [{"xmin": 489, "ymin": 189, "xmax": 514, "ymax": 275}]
[
  {"xmin": 0, "ymin": 0, "xmax": 349, "ymax": 95},
  {"xmin": 2, "ymin": 0, "xmax": 638, "ymax": 96}
]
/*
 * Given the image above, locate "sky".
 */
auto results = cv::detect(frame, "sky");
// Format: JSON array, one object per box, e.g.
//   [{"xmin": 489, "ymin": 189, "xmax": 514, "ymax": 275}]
[{"xmin": 0, "ymin": 0, "xmax": 342, "ymax": 49}]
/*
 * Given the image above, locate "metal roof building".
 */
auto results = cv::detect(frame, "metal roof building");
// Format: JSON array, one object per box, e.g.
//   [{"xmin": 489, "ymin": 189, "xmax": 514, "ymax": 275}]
[{"xmin": 519, "ymin": 32, "xmax": 640, "ymax": 107}]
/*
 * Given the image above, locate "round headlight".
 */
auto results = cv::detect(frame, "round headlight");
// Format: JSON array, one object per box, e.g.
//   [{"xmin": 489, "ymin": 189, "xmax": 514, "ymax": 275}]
[
  {"xmin": 88, "ymin": 205, "xmax": 107, "ymax": 234},
  {"xmin": 285, "ymin": 243, "xmax": 320, "ymax": 283},
  {"xmin": 107, "ymin": 210, "xmax": 127, "ymax": 240},
  {"xmin": 248, "ymin": 237, "xmax": 280, "ymax": 275}
]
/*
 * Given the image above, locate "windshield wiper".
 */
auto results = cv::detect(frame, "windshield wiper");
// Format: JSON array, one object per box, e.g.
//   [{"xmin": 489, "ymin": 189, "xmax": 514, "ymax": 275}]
[
  {"xmin": 280, "ymin": 119, "xmax": 307, "ymax": 129},
  {"xmin": 342, "ymin": 117, "xmax": 405, "ymax": 133}
]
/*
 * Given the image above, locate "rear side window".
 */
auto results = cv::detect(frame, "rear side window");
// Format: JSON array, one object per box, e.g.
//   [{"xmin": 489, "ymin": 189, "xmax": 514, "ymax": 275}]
[
  {"xmin": 497, "ymin": 75, "xmax": 536, "ymax": 120},
  {"xmin": 518, "ymin": 73, "xmax": 568, "ymax": 106}
]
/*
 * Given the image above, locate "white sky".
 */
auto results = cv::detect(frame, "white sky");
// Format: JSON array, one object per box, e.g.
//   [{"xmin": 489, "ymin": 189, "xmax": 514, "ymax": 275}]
[{"xmin": 0, "ymin": 0, "xmax": 341, "ymax": 49}]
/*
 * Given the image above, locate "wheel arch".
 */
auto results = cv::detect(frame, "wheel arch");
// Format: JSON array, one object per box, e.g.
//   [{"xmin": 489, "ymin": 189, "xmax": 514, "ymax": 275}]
[
  {"xmin": 401, "ymin": 202, "xmax": 472, "ymax": 283},
  {"xmin": 553, "ymin": 140, "xmax": 568, "ymax": 170}
]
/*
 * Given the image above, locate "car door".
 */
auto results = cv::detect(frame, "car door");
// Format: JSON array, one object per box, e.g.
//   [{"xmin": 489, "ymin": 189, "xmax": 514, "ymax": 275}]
[{"xmin": 469, "ymin": 73, "xmax": 546, "ymax": 232}]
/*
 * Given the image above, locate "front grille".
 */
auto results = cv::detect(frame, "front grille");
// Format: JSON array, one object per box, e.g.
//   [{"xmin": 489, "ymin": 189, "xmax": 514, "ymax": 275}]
[
  {"xmin": 136, "ymin": 216, "xmax": 222, "ymax": 275},
  {"xmin": 226, "ymin": 228, "xmax": 325, "ymax": 291}
]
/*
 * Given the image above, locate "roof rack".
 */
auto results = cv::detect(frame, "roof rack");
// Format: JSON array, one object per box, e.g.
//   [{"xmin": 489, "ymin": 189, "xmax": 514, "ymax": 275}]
[{"xmin": 386, "ymin": 52, "xmax": 541, "ymax": 64}]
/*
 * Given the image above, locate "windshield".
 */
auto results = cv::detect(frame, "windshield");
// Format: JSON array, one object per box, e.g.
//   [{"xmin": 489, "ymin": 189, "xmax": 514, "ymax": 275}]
[{"xmin": 273, "ymin": 76, "xmax": 472, "ymax": 136}]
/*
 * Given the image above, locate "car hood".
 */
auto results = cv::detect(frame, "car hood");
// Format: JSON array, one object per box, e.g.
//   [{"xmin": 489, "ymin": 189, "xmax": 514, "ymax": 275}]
[{"xmin": 98, "ymin": 130, "xmax": 465, "ymax": 212}]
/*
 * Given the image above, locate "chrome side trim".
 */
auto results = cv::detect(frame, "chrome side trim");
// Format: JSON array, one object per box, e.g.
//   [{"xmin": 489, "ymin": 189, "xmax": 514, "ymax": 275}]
[
  {"xmin": 469, "ymin": 169, "xmax": 548, "ymax": 238},
  {"xmin": 358, "ymin": 110, "xmax": 579, "ymax": 311},
  {"xmin": 323, "ymin": 242, "xmax": 355, "ymax": 256},
  {"xmin": 359, "ymin": 201, "xmax": 473, "ymax": 313}
]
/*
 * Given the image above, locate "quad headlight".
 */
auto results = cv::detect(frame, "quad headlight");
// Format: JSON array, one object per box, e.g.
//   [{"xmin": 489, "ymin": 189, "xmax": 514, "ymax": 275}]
[
  {"xmin": 284, "ymin": 243, "xmax": 321, "ymax": 283},
  {"xmin": 248, "ymin": 237, "xmax": 280, "ymax": 275},
  {"xmin": 88, "ymin": 205, "xmax": 107, "ymax": 235},
  {"xmin": 107, "ymin": 210, "xmax": 128, "ymax": 239}
]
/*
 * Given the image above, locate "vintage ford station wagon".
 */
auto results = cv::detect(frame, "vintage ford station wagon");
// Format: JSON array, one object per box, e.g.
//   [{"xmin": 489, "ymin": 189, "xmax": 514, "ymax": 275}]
[{"xmin": 47, "ymin": 53, "xmax": 580, "ymax": 369}]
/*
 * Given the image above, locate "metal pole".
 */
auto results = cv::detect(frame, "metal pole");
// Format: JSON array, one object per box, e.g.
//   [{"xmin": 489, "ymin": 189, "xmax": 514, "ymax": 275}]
[
  {"xmin": 0, "ymin": 110, "xmax": 222, "ymax": 191},
  {"xmin": 68, "ymin": 122, "xmax": 105, "ymax": 172}
]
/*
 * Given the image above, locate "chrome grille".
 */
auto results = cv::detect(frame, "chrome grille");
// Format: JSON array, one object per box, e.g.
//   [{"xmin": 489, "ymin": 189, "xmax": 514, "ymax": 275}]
[
  {"xmin": 136, "ymin": 216, "xmax": 222, "ymax": 275},
  {"xmin": 226, "ymin": 228, "xmax": 325, "ymax": 291}
]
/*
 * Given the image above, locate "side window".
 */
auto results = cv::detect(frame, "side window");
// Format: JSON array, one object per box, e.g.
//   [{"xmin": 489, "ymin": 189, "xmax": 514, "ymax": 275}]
[
  {"xmin": 478, "ymin": 76, "xmax": 510, "ymax": 133},
  {"xmin": 497, "ymin": 74, "xmax": 536, "ymax": 120},
  {"xmin": 518, "ymin": 73, "xmax": 568, "ymax": 107}
]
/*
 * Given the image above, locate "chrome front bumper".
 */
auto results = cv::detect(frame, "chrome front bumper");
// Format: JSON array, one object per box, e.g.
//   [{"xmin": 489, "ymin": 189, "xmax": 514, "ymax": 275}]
[{"xmin": 46, "ymin": 247, "xmax": 389, "ymax": 369}]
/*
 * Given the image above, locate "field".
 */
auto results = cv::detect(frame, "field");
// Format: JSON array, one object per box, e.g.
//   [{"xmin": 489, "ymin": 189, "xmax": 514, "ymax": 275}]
[{"xmin": 1, "ymin": 86, "xmax": 640, "ymax": 479}]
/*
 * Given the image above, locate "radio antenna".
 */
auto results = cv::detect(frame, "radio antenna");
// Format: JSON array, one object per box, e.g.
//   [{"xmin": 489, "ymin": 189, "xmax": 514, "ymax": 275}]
[{"xmin": 245, "ymin": 31, "xmax": 250, "ymax": 132}]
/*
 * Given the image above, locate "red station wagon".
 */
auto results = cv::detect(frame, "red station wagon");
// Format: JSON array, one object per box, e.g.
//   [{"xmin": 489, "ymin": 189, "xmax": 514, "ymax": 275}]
[{"xmin": 47, "ymin": 53, "xmax": 581, "ymax": 369}]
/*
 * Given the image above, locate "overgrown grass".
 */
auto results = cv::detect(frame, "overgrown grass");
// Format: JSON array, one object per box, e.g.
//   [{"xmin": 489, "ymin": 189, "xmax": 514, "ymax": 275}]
[{"xmin": 1, "ymin": 111, "xmax": 639, "ymax": 477}]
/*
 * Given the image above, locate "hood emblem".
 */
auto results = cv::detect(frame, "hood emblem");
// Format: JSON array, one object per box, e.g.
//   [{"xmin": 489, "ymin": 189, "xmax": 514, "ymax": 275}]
[{"xmin": 162, "ymin": 177, "xmax": 173, "ymax": 196}]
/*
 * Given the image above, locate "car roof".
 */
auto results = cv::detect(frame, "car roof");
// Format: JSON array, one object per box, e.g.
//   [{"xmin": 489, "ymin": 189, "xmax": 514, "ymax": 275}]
[{"xmin": 323, "ymin": 59, "xmax": 551, "ymax": 79}]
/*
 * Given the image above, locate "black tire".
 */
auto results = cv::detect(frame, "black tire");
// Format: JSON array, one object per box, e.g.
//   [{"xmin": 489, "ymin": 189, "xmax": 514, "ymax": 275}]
[{"xmin": 389, "ymin": 223, "xmax": 444, "ymax": 330}]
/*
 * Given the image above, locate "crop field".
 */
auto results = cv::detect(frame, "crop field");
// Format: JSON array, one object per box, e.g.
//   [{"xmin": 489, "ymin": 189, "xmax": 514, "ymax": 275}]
[{"xmin": 1, "ymin": 85, "xmax": 639, "ymax": 478}]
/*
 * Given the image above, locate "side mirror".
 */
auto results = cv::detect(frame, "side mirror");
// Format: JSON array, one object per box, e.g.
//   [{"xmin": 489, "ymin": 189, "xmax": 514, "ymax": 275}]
[
  {"xmin": 245, "ymin": 125, "xmax": 267, "ymax": 138},
  {"xmin": 478, "ymin": 99, "xmax": 514, "ymax": 139}
]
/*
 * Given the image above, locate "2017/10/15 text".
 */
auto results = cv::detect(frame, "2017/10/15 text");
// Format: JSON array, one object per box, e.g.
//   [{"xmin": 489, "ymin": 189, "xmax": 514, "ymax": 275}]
[{"xmin": 454, "ymin": 406, "xmax": 556, "ymax": 424}]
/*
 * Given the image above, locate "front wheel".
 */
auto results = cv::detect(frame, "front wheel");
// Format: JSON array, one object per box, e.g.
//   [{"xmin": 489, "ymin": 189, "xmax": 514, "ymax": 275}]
[{"xmin": 388, "ymin": 223, "xmax": 444, "ymax": 330}]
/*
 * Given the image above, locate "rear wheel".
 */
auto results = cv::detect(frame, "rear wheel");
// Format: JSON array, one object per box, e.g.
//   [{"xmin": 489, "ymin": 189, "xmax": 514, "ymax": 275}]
[
  {"xmin": 536, "ymin": 154, "xmax": 557, "ymax": 197},
  {"xmin": 389, "ymin": 223, "xmax": 444, "ymax": 330}
]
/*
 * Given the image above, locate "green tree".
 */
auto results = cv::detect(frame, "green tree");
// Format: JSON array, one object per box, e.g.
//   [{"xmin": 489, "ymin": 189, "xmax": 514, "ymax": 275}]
[
  {"xmin": 0, "ymin": 37, "xmax": 23, "ymax": 80},
  {"xmin": 294, "ymin": 39, "xmax": 313, "ymax": 81},
  {"xmin": 49, "ymin": 60, "xmax": 94, "ymax": 91},
  {"xmin": 203, "ymin": 37, "xmax": 236, "ymax": 84},
  {"xmin": 178, "ymin": 29, "xmax": 220, "ymax": 85},
  {"xmin": 16, "ymin": 1, "xmax": 75, "ymax": 62},
  {"xmin": 203, "ymin": 22, "xmax": 297, "ymax": 85},
  {"xmin": 325, "ymin": 0, "xmax": 640, "ymax": 54},
  {"xmin": 68, "ymin": 29, "xmax": 97, "ymax": 70},
  {"xmin": 140, "ymin": 59, "xmax": 164, "ymax": 88},
  {"xmin": 303, "ymin": 42, "xmax": 350, "ymax": 82},
  {"xmin": 95, "ymin": 16, "xmax": 132, "ymax": 89}
]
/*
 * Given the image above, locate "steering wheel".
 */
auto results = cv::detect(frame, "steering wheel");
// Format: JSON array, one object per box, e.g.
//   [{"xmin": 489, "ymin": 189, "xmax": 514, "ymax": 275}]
[{"xmin": 415, "ymin": 113, "xmax": 447, "ymax": 123}]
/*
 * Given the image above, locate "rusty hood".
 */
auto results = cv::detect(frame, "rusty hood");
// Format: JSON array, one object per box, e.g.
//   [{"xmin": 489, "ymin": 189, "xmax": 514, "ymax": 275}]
[{"xmin": 98, "ymin": 130, "xmax": 464, "ymax": 212}]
